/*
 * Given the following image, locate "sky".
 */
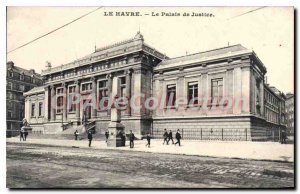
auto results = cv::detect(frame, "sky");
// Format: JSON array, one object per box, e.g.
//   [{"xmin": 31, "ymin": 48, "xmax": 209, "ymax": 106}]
[{"xmin": 6, "ymin": 6, "xmax": 294, "ymax": 93}]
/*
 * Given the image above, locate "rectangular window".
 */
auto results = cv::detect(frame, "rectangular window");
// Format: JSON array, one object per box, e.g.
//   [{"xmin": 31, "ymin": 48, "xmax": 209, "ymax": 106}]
[
  {"xmin": 39, "ymin": 102, "xmax": 43, "ymax": 116},
  {"xmin": 19, "ymin": 84, "xmax": 24, "ymax": 91},
  {"xmin": 7, "ymin": 122, "xmax": 11, "ymax": 130},
  {"xmin": 7, "ymin": 82, "xmax": 12, "ymax": 89},
  {"xmin": 7, "ymin": 111, "xmax": 12, "ymax": 119},
  {"xmin": 68, "ymin": 86, "xmax": 76, "ymax": 112},
  {"xmin": 31, "ymin": 103, "xmax": 35, "ymax": 117},
  {"xmin": 211, "ymin": 78, "xmax": 223, "ymax": 103},
  {"xmin": 166, "ymin": 84, "xmax": 176, "ymax": 107},
  {"xmin": 188, "ymin": 82, "xmax": 198, "ymax": 105},
  {"xmin": 98, "ymin": 80, "xmax": 108, "ymax": 110},
  {"xmin": 82, "ymin": 82, "xmax": 92, "ymax": 92},
  {"xmin": 56, "ymin": 96, "xmax": 63, "ymax": 113},
  {"xmin": 19, "ymin": 74, "xmax": 24, "ymax": 80},
  {"xmin": 119, "ymin": 77, "xmax": 126, "ymax": 98}
]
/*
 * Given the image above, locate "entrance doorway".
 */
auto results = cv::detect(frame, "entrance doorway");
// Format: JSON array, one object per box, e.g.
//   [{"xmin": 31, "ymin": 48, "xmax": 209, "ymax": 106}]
[{"xmin": 83, "ymin": 100, "xmax": 92, "ymax": 120}]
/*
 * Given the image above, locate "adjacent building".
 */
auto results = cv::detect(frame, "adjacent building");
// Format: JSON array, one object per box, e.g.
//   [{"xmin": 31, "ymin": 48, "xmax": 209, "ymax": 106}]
[
  {"xmin": 6, "ymin": 61, "xmax": 43, "ymax": 137},
  {"xmin": 285, "ymin": 93, "xmax": 294, "ymax": 136},
  {"xmin": 23, "ymin": 32, "xmax": 287, "ymax": 141}
]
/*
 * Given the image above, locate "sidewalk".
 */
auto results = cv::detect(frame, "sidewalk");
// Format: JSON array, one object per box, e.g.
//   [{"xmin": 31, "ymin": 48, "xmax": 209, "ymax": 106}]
[{"xmin": 7, "ymin": 137, "xmax": 294, "ymax": 162}]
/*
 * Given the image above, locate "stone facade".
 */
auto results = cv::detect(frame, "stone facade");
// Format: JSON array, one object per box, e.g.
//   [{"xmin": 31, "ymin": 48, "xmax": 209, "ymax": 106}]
[
  {"xmin": 6, "ymin": 61, "xmax": 43, "ymax": 137},
  {"xmin": 23, "ymin": 32, "xmax": 287, "ymax": 141},
  {"xmin": 285, "ymin": 93, "xmax": 294, "ymax": 135}
]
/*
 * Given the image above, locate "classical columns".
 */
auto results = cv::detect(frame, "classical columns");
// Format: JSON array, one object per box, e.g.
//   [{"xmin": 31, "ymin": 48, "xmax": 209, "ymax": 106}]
[
  {"xmin": 75, "ymin": 80, "xmax": 80, "ymax": 121},
  {"xmin": 62, "ymin": 83, "xmax": 67, "ymax": 121},
  {"xmin": 125, "ymin": 69, "xmax": 132, "ymax": 116},
  {"xmin": 50, "ymin": 85, "xmax": 56, "ymax": 121},
  {"xmin": 106, "ymin": 73, "xmax": 113, "ymax": 116},
  {"xmin": 91, "ymin": 77, "xmax": 97, "ymax": 119},
  {"xmin": 44, "ymin": 86, "xmax": 49, "ymax": 121}
]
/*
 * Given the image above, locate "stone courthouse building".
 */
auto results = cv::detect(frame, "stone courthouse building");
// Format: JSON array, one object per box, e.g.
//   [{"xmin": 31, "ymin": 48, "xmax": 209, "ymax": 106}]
[{"xmin": 24, "ymin": 32, "xmax": 286, "ymax": 141}]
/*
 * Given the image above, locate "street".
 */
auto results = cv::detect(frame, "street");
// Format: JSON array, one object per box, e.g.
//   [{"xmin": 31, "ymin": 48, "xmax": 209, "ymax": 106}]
[{"xmin": 7, "ymin": 142, "xmax": 294, "ymax": 188}]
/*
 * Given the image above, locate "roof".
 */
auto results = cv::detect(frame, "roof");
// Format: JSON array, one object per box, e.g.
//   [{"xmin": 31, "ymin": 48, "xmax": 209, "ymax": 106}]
[
  {"xmin": 155, "ymin": 44, "xmax": 252, "ymax": 70},
  {"xmin": 23, "ymin": 86, "xmax": 45, "ymax": 96},
  {"xmin": 41, "ymin": 32, "xmax": 167, "ymax": 75},
  {"xmin": 6, "ymin": 61, "xmax": 42, "ymax": 79}
]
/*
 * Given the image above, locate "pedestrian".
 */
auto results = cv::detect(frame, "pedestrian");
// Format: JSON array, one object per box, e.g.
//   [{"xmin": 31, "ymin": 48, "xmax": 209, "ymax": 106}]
[
  {"xmin": 88, "ymin": 130, "xmax": 93, "ymax": 147},
  {"xmin": 167, "ymin": 130, "xmax": 174, "ymax": 144},
  {"xmin": 281, "ymin": 130, "xmax": 287, "ymax": 144},
  {"xmin": 24, "ymin": 130, "xmax": 28, "ymax": 141},
  {"xmin": 105, "ymin": 130, "xmax": 109, "ymax": 142},
  {"xmin": 175, "ymin": 129, "xmax": 182, "ymax": 146},
  {"xmin": 163, "ymin": 129, "xmax": 168, "ymax": 145},
  {"xmin": 74, "ymin": 130, "xmax": 79, "ymax": 140},
  {"xmin": 145, "ymin": 133, "xmax": 151, "ymax": 148},
  {"xmin": 20, "ymin": 127, "xmax": 25, "ymax": 142},
  {"xmin": 129, "ymin": 130, "xmax": 135, "ymax": 148}
]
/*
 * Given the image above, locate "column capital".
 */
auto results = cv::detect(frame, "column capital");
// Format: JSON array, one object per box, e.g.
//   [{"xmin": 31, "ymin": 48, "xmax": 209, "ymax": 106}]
[
  {"xmin": 74, "ymin": 79, "xmax": 79, "ymax": 85},
  {"xmin": 106, "ymin": 73, "xmax": 113, "ymax": 79},
  {"xmin": 62, "ymin": 82, "xmax": 67, "ymax": 87},
  {"xmin": 124, "ymin": 69, "xmax": 133, "ymax": 75},
  {"xmin": 50, "ymin": 85, "xmax": 55, "ymax": 90},
  {"xmin": 90, "ymin": 76, "xmax": 95, "ymax": 82},
  {"xmin": 133, "ymin": 68, "xmax": 147, "ymax": 75}
]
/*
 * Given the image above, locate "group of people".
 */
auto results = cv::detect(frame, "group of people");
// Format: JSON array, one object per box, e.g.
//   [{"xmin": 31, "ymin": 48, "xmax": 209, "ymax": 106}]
[
  {"xmin": 79, "ymin": 128, "xmax": 182, "ymax": 148},
  {"xmin": 163, "ymin": 129, "xmax": 182, "ymax": 146}
]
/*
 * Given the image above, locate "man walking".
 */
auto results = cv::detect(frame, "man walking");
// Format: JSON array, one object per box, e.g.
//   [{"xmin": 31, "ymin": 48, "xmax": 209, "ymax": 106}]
[
  {"xmin": 167, "ymin": 130, "xmax": 174, "ymax": 144},
  {"xmin": 145, "ymin": 133, "xmax": 151, "ymax": 148},
  {"xmin": 105, "ymin": 130, "xmax": 109, "ymax": 142},
  {"xmin": 129, "ymin": 130, "xmax": 135, "ymax": 148},
  {"xmin": 74, "ymin": 130, "xmax": 79, "ymax": 140},
  {"xmin": 175, "ymin": 129, "xmax": 182, "ymax": 146},
  {"xmin": 88, "ymin": 131, "xmax": 93, "ymax": 147},
  {"xmin": 163, "ymin": 129, "xmax": 168, "ymax": 145}
]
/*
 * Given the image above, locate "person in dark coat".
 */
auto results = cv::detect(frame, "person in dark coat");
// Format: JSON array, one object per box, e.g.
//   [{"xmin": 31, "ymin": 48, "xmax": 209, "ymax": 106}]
[
  {"xmin": 163, "ymin": 129, "xmax": 168, "ymax": 145},
  {"xmin": 105, "ymin": 131, "xmax": 109, "ymax": 142},
  {"xmin": 129, "ymin": 130, "xmax": 135, "ymax": 148},
  {"xmin": 167, "ymin": 130, "xmax": 174, "ymax": 144},
  {"xmin": 145, "ymin": 133, "xmax": 151, "ymax": 148},
  {"xmin": 74, "ymin": 130, "xmax": 79, "ymax": 140},
  {"xmin": 88, "ymin": 131, "xmax": 93, "ymax": 147},
  {"xmin": 175, "ymin": 129, "xmax": 182, "ymax": 146}
]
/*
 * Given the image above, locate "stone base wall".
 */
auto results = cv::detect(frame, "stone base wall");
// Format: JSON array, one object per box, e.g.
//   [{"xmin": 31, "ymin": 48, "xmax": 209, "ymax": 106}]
[
  {"xmin": 152, "ymin": 116, "xmax": 282, "ymax": 141},
  {"xmin": 95, "ymin": 118, "xmax": 152, "ymax": 139}
]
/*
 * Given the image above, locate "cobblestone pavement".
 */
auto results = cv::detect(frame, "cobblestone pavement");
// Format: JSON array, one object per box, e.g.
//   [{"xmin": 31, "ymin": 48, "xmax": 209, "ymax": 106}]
[{"xmin": 6, "ymin": 143, "xmax": 294, "ymax": 188}]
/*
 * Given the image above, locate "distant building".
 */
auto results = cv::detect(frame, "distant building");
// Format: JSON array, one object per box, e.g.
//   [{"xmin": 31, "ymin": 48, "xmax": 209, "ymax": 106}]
[
  {"xmin": 6, "ymin": 61, "xmax": 43, "ymax": 137},
  {"xmin": 285, "ymin": 93, "xmax": 294, "ymax": 135},
  {"xmin": 264, "ymin": 85, "xmax": 287, "ymax": 139},
  {"xmin": 24, "ymin": 32, "xmax": 287, "ymax": 141}
]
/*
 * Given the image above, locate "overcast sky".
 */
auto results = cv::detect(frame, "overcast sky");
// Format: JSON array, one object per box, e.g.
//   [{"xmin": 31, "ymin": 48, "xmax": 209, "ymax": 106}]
[{"xmin": 7, "ymin": 6, "xmax": 294, "ymax": 93}]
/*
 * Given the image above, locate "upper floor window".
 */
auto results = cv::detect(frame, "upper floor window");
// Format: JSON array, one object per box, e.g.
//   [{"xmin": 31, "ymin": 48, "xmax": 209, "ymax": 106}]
[
  {"xmin": 38, "ymin": 102, "xmax": 43, "ymax": 116},
  {"xmin": 120, "ymin": 77, "xmax": 126, "ymax": 98},
  {"xmin": 188, "ymin": 82, "xmax": 198, "ymax": 105},
  {"xmin": 98, "ymin": 80, "xmax": 108, "ymax": 110},
  {"xmin": 166, "ymin": 84, "xmax": 176, "ymax": 107},
  {"xmin": 19, "ymin": 74, "xmax": 24, "ymax": 80},
  {"xmin": 81, "ymin": 82, "xmax": 92, "ymax": 92},
  {"xmin": 7, "ymin": 71, "xmax": 13, "ymax": 77},
  {"xmin": 31, "ymin": 103, "xmax": 35, "ymax": 117},
  {"xmin": 7, "ymin": 82, "xmax": 12, "ymax": 89},
  {"xmin": 211, "ymin": 78, "xmax": 223, "ymax": 103},
  {"xmin": 19, "ymin": 84, "xmax": 25, "ymax": 92},
  {"xmin": 68, "ymin": 86, "xmax": 76, "ymax": 112}
]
